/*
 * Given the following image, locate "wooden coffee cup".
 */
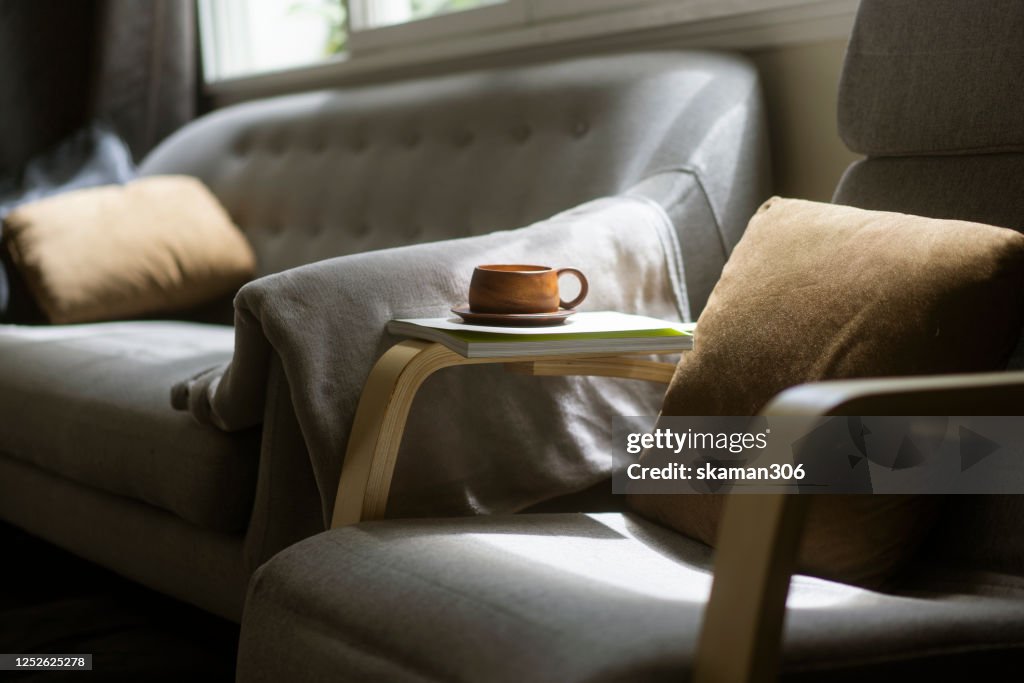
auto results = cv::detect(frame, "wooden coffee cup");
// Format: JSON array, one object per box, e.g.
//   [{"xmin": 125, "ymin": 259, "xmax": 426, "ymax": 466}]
[{"xmin": 469, "ymin": 264, "xmax": 589, "ymax": 314}]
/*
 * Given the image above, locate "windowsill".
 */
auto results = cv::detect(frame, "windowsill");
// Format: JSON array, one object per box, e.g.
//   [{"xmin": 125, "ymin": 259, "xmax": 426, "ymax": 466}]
[{"xmin": 205, "ymin": 0, "xmax": 856, "ymax": 105}]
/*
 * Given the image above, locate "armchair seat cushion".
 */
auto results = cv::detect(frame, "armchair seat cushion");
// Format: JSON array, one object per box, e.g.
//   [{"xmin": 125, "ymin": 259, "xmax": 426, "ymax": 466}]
[
  {"xmin": 237, "ymin": 513, "xmax": 1024, "ymax": 682},
  {"xmin": 0, "ymin": 321, "xmax": 258, "ymax": 532}
]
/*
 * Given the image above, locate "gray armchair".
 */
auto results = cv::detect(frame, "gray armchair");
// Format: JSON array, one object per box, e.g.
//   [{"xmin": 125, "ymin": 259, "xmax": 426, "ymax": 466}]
[{"xmin": 235, "ymin": 2, "xmax": 1024, "ymax": 681}]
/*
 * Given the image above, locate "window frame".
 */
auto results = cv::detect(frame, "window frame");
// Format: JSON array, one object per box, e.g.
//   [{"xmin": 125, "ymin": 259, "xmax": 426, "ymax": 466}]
[
  {"xmin": 199, "ymin": 0, "xmax": 858, "ymax": 99},
  {"xmin": 197, "ymin": 0, "xmax": 351, "ymax": 83},
  {"xmin": 348, "ymin": 1, "xmax": 526, "ymax": 54}
]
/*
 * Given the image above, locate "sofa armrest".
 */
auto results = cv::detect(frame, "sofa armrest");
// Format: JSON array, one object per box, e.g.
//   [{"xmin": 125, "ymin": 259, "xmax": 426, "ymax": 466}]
[{"xmin": 695, "ymin": 370, "xmax": 1024, "ymax": 683}]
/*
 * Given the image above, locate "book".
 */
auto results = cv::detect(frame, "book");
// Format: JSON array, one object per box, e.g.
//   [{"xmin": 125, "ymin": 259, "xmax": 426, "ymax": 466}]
[{"xmin": 387, "ymin": 311, "xmax": 694, "ymax": 358}]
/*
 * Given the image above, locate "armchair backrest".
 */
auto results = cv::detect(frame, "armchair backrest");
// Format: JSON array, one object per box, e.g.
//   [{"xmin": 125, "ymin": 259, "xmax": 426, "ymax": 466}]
[
  {"xmin": 139, "ymin": 52, "xmax": 768, "ymax": 285},
  {"xmin": 834, "ymin": 0, "xmax": 1024, "ymax": 225},
  {"xmin": 833, "ymin": 0, "xmax": 1024, "ymax": 577}
]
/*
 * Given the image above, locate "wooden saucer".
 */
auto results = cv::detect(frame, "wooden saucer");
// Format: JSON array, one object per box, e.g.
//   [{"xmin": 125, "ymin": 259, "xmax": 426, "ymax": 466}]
[{"xmin": 450, "ymin": 306, "xmax": 575, "ymax": 326}]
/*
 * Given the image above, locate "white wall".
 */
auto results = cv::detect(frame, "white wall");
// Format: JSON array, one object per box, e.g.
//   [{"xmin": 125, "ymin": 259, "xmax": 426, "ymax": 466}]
[{"xmin": 749, "ymin": 38, "xmax": 860, "ymax": 201}]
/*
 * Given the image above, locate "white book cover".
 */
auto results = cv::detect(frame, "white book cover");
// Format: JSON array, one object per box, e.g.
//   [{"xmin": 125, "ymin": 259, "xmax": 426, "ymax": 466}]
[{"xmin": 387, "ymin": 311, "xmax": 694, "ymax": 358}]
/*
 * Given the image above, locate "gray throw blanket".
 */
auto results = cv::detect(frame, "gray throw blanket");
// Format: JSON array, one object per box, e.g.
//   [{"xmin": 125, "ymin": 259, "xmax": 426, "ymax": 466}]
[{"xmin": 172, "ymin": 195, "xmax": 687, "ymax": 524}]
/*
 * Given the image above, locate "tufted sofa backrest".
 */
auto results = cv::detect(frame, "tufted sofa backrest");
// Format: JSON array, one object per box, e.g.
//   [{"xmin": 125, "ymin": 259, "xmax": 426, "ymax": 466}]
[{"xmin": 139, "ymin": 51, "xmax": 766, "ymax": 278}]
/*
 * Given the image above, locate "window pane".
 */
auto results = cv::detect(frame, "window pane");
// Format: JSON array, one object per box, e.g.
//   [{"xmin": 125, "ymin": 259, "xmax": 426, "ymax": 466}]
[
  {"xmin": 358, "ymin": 0, "xmax": 505, "ymax": 29},
  {"xmin": 198, "ymin": 0, "xmax": 347, "ymax": 82}
]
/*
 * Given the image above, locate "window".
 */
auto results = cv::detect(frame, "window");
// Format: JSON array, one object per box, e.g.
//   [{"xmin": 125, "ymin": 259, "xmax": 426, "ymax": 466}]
[
  {"xmin": 352, "ymin": 0, "xmax": 506, "ymax": 30},
  {"xmin": 198, "ymin": 0, "xmax": 348, "ymax": 82},
  {"xmin": 347, "ymin": 0, "xmax": 521, "ymax": 54},
  {"xmin": 199, "ymin": 0, "xmax": 512, "ymax": 82},
  {"xmin": 198, "ymin": 1, "xmax": 854, "ymax": 86}
]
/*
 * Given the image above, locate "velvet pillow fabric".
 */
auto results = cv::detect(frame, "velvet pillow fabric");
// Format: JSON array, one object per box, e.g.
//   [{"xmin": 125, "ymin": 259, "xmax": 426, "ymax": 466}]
[
  {"xmin": 2, "ymin": 175, "xmax": 254, "ymax": 324},
  {"xmin": 629, "ymin": 197, "xmax": 1024, "ymax": 587}
]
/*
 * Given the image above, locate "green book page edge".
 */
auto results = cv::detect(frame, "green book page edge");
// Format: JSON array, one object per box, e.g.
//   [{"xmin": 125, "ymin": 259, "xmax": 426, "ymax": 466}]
[{"xmin": 443, "ymin": 326, "xmax": 694, "ymax": 344}]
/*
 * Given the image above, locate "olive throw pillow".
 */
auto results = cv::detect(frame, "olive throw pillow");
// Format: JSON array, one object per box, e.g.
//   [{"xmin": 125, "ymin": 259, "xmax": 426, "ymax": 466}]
[
  {"xmin": 629, "ymin": 197, "xmax": 1024, "ymax": 587},
  {"xmin": 2, "ymin": 176, "xmax": 255, "ymax": 324}
]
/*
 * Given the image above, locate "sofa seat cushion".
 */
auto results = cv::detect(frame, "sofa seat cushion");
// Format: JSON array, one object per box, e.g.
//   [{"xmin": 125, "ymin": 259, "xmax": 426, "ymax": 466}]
[
  {"xmin": 238, "ymin": 513, "xmax": 1024, "ymax": 683},
  {"xmin": 0, "ymin": 321, "xmax": 258, "ymax": 532}
]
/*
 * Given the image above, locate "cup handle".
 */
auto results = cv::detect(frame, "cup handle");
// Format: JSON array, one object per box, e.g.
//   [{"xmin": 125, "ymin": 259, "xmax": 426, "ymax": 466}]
[{"xmin": 556, "ymin": 268, "xmax": 589, "ymax": 310}]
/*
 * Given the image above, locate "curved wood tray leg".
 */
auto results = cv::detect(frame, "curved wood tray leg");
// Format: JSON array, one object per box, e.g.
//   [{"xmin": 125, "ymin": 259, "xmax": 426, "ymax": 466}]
[
  {"xmin": 331, "ymin": 340, "xmax": 466, "ymax": 528},
  {"xmin": 331, "ymin": 344, "xmax": 681, "ymax": 529}
]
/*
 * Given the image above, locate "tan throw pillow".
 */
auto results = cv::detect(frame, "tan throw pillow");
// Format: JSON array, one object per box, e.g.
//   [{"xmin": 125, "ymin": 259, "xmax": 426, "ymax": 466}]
[
  {"xmin": 629, "ymin": 197, "xmax": 1024, "ymax": 587},
  {"xmin": 2, "ymin": 176, "xmax": 255, "ymax": 324}
]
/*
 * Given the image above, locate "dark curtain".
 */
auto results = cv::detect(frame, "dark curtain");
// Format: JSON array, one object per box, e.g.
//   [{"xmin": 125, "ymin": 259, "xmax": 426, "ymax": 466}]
[
  {"xmin": 0, "ymin": 0, "xmax": 197, "ymax": 177},
  {"xmin": 0, "ymin": 1, "xmax": 98, "ymax": 177},
  {"xmin": 91, "ymin": 0, "xmax": 197, "ymax": 163}
]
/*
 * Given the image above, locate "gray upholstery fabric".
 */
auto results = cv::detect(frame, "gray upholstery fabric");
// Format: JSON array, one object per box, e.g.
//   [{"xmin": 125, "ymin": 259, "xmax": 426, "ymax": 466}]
[
  {"xmin": 173, "ymin": 195, "xmax": 686, "ymax": 524},
  {"xmin": 243, "ymin": 354, "xmax": 325, "ymax": 571},
  {"xmin": 0, "ymin": 321, "xmax": 257, "ymax": 532},
  {"xmin": 139, "ymin": 51, "xmax": 768, "ymax": 316},
  {"xmin": 238, "ymin": 514, "xmax": 1024, "ymax": 683},
  {"xmin": 835, "ymin": 0, "xmax": 1024, "ymax": 580},
  {"xmin": 0, "ymin": 454, "xmax": 248, "ymax": 620},
  {"xmin": 626, "ymin": 171, "xmax": 726, "ymax": 322},
  {"xmin": 834, "ymin": 154, "xmax": 1024, "ymax": 230},
  {"xmin": 0, "ymin": 349, "xmax": 314, "ymax": 619},
  {"xmin": 838, "ymin": 0, "xmax": 1024, "ymax": 156}
]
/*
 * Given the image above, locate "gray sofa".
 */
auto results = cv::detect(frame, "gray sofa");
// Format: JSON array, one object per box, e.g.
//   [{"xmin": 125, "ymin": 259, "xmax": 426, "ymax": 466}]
[
  {"xmin": 235, "ymin": 2, "xmax": 1024, "ymax": 681},
  {"xmin": 0, "ymin": 51, "xmax": 769, "ymax": 619}
]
